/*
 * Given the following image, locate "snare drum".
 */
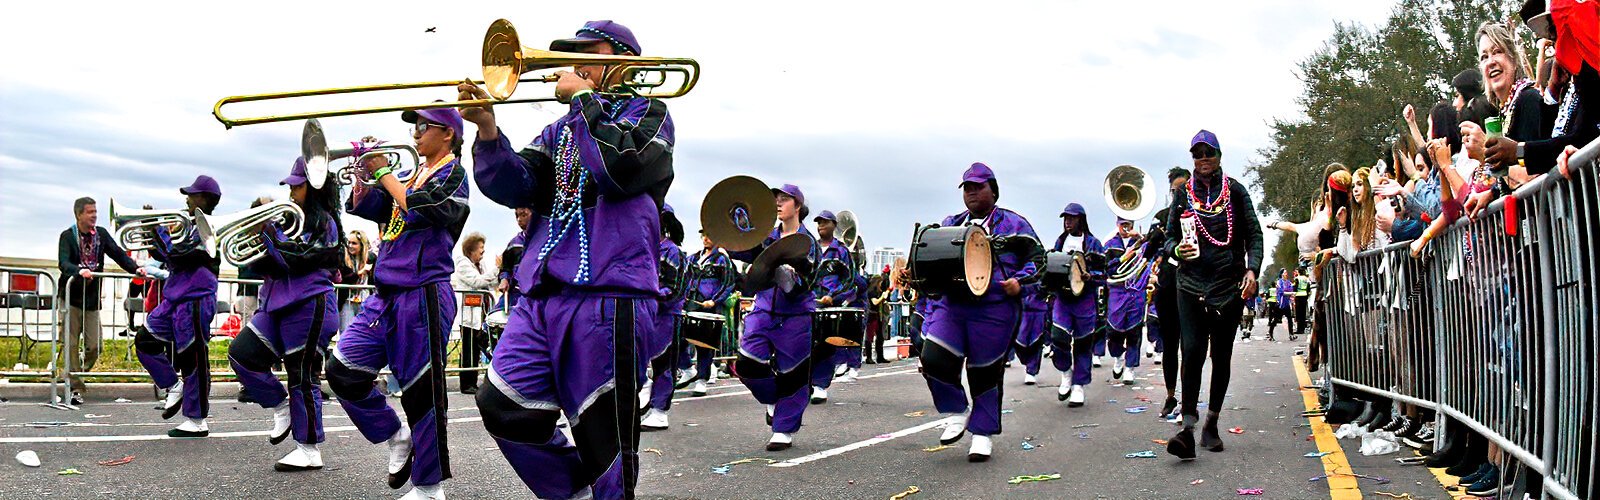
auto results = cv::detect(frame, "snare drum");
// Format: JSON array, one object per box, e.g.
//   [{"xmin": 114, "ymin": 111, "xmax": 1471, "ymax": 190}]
[
  {"xmin": 1040, "ymin": 251, "xmax": 1089, "ymax": 298},
  {"xmin": 907, "ymin": 224, "xmax": 992, "ymax": 297},
  {"xmin": 681, "ymin": 311, "xmax": 726, "ymax": 350},
  {"xmin": 812, "ymin": 307, "xmax": 866, "ymax": 347}
]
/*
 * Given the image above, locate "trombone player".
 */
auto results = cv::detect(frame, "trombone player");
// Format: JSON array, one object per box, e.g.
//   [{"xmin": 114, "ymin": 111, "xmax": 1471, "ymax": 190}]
[
  {"xmin": 460, "ymin": 20, "xmax": 676, "ymax": 500},
  {"xmin": 135, "ymin": 175, "xmax": 222, "ymax": 438}
]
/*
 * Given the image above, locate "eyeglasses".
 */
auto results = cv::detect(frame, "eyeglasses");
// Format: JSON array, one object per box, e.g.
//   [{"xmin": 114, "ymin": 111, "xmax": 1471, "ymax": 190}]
[
  {"xmin": 413, "ymin": 122, "xmax": 446, "ymax": 136},
  {"xmin": 1191, "ymin": 147, "xmax": 1220, "ymax": 160}
]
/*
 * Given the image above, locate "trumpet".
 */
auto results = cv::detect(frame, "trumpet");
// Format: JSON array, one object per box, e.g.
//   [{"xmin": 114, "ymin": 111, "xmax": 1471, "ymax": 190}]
[
  {"xmin": 213, "ymin": 19, "xmax": 700, "ymax": 128},
  {"xmin": 201, "ymin": 200, "xmax": 306, "ymax": 266},
  {"xmin": 301, "ymin": 119, "xmax": 420, "ymax": 188},
  {"xmin": 109, "ymin": 199, "xmax": 197, "ymax": 252}
]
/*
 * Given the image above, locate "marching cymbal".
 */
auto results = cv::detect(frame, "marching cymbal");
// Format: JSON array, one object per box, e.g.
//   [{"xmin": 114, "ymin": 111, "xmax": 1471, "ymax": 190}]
[
  {"xmin": 743, "ymin": 233, "xmax": 815, "ymax": 294},
  {"xmin": 701, "ymin": 175, "xmax": 776, "ymax": 252}
]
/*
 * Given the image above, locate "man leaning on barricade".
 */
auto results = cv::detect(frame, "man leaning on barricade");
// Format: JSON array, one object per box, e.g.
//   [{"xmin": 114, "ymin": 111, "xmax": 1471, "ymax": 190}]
[{"xmin": 56, "ymin": 196, "xmax": 146, "ymax": 405}]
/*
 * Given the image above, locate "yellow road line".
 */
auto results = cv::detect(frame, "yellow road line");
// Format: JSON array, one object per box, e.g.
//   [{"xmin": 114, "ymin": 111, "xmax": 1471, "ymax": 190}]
[{"xmin": 1293, "ymin": 356, "xmax": 1362, "ymax": 500}]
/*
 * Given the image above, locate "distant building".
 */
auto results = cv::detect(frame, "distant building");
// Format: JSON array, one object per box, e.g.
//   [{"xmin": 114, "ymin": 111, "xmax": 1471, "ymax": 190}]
[{"xmin": 867, "ymin": 247, "xmax": 905, "ymax": 274}]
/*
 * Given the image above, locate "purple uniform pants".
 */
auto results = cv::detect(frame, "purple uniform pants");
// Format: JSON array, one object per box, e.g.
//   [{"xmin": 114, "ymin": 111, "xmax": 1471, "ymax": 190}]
[
  {"xmin": 475, "ymin": 292, "xmax": 653, "ymax": 500},
  {"xmin": 1012, "ymin": 309, "xmax": 1047, "ymax": 376},
  {"xmin": 230, "ymin": 293, "xmax": 338, "ymax": 444},
  {"xmin": 922, "ymin": 299, "xmax": 1018, "ymax": 436},
  {"xmin": 1050, "ymin": 310, "xmax": 1098, "ymax": 386},
  {"xmin": 325, "ymin": 282, "xmax": 456, "ymax": 487},
  {"xmin": 1108, "ymin": 323, "xmax": 1144, "ymax": 369},
  {"xmin": 137, "ymin": 297, "xmax": 215, "ymax": 419},
  {"xmin": 646, "ymin": 305, "xmax": 680, "ymax": 412},
  {"xmin": 735, "ymin": 310, "xmax": 812, "ymax": 434}
]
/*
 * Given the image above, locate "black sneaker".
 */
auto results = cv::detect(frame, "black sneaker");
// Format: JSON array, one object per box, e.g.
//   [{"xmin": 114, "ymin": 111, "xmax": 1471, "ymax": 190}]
[
  {"xmin": 1403, "ymin": 424, "xmax": 1436, "ymax": 449},
  {"xmin": 69, "ymin": 392, "xmax": 85, "ymax": 406},
  {"xmin": 1200, "ymin": 419, "xmax": 1225, "ymax": 452},
  {"xmin": 1167, "ymin": 427, "xmax": 1197, "ymax": 460},
  {"xmin": 1161, "ymin": 397, "xmax": 1179, "ymax": 420},
  {"xmin": 1380, "ymin": 415, "xmax": 1409, "ymax": 434}
]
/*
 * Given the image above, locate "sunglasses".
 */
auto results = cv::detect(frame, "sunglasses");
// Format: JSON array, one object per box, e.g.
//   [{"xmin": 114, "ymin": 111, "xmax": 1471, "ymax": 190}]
[
  {"xmin": 413, "ymin": 122, "xmax": 447, "ymax": 136},
  {"xmin": 1191, "ymin": 147, "xmax": 1220, "ymax": 160}
]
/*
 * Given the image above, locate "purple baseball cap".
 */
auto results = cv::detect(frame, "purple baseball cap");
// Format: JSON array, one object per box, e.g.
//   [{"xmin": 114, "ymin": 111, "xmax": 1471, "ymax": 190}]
[
  {"xmin": 1116, "ymin": 216, "xmax": 1134, "ymax": 224},
  {"xmin": 1189, "ymin": 129, "xmax": 1221, "ymax": 153},
  {"xmin": 813, "ymin": 210, "xmax": 837, "ymax": 223},
  {"xmin": 661, "ymin": 202, "xmax": 675, "ymax": 215},
  {"xmin": 772, "ymin": 183, "xmax": 806, "ymax": 209},
  {"xmin": 550, "ymin": 20, "xmax": 641, "ymax": 55},
  {"xmin": 402, "ymin": 105, "xmax": 464, "ymax": 140},
  {"xmin": 179, "ymin": 175, "xmax": 221, "ymax": 197},
  {"xmin": 281, "ymin": 157, "xmax": 309, "ymax": 186},
  {"xmin": 1060, "ymin": 202, "xmax": 1086, "ymax": 217},
  {"xmin": 959, "ymin": 162, "xmax": 996, "ymax": 187}
]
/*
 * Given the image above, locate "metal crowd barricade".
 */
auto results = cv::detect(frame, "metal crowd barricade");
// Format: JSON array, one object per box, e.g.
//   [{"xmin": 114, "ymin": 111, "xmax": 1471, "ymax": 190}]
[
  {"xmin": 0, "ymin": 266, "xmax": 58, "ymax": 379},
  {"xmin": 1320, "ymin": 137, "xmax": 1600, "ymax": 500}
]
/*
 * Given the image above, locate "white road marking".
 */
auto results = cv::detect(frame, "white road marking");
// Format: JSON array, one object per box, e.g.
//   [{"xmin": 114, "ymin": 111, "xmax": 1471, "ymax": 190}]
[{"xmin": 768, "ymin": 416, "xmax": 958, "ymax": 468}]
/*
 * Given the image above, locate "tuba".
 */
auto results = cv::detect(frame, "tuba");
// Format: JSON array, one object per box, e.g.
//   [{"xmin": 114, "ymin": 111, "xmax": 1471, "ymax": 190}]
[
  {"xmin": 202, "ymin": 200, "xmax": 307, "ymax": 266},
  {"xmin": 1103, "ymin": 165, "xmax": 1164, "ymax": 222},
  {"xmin": 836, "ymin": 210, "xmax": 866, "ymax": 271},
  {"xmin": 109, "ymin": 199, "xmax": 198, "ymax": 252}
]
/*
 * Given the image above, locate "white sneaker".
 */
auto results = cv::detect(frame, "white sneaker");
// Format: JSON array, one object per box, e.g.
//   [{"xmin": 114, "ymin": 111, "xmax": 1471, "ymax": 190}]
[
  {"xmin": 1023, "ymin": 374, "xmax": 1037, "ymax": 385},
  {"xmin": 1068, "ymin": 385, "xmax": 1086, "ymax": 407},
  {"xmin": 1111, "ymin": 358, "xmax": 1126, "ymax": 381},
  {"xmin": 638, "ymin": 380, "xmax": 653, "ymax": 409},
  {"xmin": 1093, "ymin": 356, "xmax": 1104, "ymax": 368},
  {"xmin": 766, "ymin": 432, "xmax": 794, "ymax": 451},
  {"xmin": 834, "ymin": 364, "xmax": 848, "ymax": 378},
  {"xmin": 162, "ymin": 380, "xmax": 184, "ymax": 418},
  {"xmin": 171, "ymin": 417, "xmax": 208, "ymax": 436},
  {"xmin": 940, "ymin": 414, "xmax": 968, "ymax": 445},
  {"xmin": 810, "ymin": 386, "xmax": 828, "ymax": 404},
  {"xmin": 1120, "ymin": 367, "xmax": 1136, "ymax": 385},
  {"xmin": 967, "ymin": 435, "xmax": 993, "ymax": 462},
  {"xmin": 269, "ymin": 402, "xmax": 293, "ymax": 444},
  {"xmin": 387, "ymin": 426, "xmax": 413, "ymax": 476},
  {"xmin": 399, "ymin": 483, "xmax": 446, "ymax": 500},
  {"xmin": 690, "ymin": 380, "xmax": 708, "ymax": 396},
  {"xmin": 641, "ymin": 408, "xmax": 670, "ymax": 431},
  {"xmin": 275, "ymin": 443, "xmax": 324, "ymax": 471},
  {"xmin": 1057, "ymin": 378, "xmax": 1072, "ymax": 401},
  {"xmin": 837, "ymin": 368, "xmax": 859, "ymax": 383},
  {"xmin": 676, "ymin": 367, "xmax": 697, "ymax": 386},
  {"xmin": 709, "ymin": 368, "xmax": 720, "ymax": 383}
]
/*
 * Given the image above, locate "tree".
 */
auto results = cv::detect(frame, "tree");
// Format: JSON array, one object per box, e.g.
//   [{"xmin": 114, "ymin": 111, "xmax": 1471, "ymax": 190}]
[{"xmin": 1249, "ymin": 0, "xmax": 1521, "ymax": 271}]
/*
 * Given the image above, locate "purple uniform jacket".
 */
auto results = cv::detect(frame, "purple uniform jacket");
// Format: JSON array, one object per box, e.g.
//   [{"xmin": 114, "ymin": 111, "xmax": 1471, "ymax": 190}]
[
  {"xmin": 473, "ymin": 93, "xmax": 674, "ymax": 298},
  {"xmin": 658, "ymin": 239, "xmax": 685, "ymax": 315},
  {"xmin": 935, "ymin": 208, "xmax": 1041, "ymax": 307},
  {"xmin": 1050, "ymin": 232, "xmax": 1105, "ymax": 325},
  {"xmin": 1275, "ymin": 279, "xmax": 1294, "ymax": 309},
  {"xmin": 688, "ymin": 248, "xmax": 735, "ymax": 305},
  {"xmin": 813, "ymin": 238, "xmax": 858, "ymax": 305},
  {"xmin": 499, "ymin": 231, "xmax": 527, "ymax": 283},
  {"xmin": 152, "ymin": 223, "xmax": 219, "ymax": 302},
  {"xmin": 730, "ymin": 225, "xmax": 819, "ymax": 316},
  {"xmin": 1105, "ymin": 235, "xmax": 1152, "ymax": 331},
  {"xmin": 251, "ymin": 219, "xmax": 343, "ymax": 314},
  {"xmin": 347, "ymin": 158, "xmax": 471, "ymax": 288}
]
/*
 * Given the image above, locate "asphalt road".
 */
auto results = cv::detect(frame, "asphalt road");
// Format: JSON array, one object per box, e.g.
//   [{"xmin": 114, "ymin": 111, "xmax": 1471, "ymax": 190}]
[{"xmin": 0, "ymin": 322, "xmax": 1452, "ymax": 499}]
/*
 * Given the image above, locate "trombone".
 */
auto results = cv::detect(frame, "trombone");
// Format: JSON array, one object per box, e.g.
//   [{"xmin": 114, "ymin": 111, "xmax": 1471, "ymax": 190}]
[{"xmin": 213, "ymin": 18, "xmax": 700, "ymax": 128}]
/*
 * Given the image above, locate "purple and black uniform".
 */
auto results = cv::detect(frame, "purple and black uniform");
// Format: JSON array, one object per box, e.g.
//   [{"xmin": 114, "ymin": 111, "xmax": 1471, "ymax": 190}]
[
  {"xmin": 680, "ymin": 247, "xmax": 735, "ymax": 381},
  {"xmin": 137, "ymin": 213, "xmax": 221, "ymax": 420},
  {"xmin": 730, "ymin": 225, "xmax": 820, "ymax": 434},
  {"xmin": 1049, "ymin": 231, "xmax": 1106, "ymax": 387},
  {"xmin": 1013, "ymin": 285, "xmax": 1049, "ymax": 378},
  {"xmin": 1105, "ymin": 234, "xmax": 1154, "ymax": 369},
  {"xmin": 645, "ymin": 236, "xmax": 685, "ymax": 412},
  {"xmin": 230, "ymin": 191, "xmax": 344, "ymax": 445},
  {"xmin": 832, "ymin": 272, "xmax": 870, "ymax": 371},
  {"xmin": 923, "ymin": 206, "xmax": 1040, "ymax": 437},
  {"xmin": 810, "ymin": 236, "xmax": 857, "ymax": 389},
  {"xmin": 327, "ymin": 153, "xmax": 470, "ymax": 488},
  {"xmin": 470, "ymin": 58, "xmax": 675, "ymax": 497}
]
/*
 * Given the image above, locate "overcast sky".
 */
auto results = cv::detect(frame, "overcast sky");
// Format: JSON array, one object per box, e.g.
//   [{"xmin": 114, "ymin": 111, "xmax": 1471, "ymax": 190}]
[{"xmin": 0, "ymin": 1, "xmax": 1395, "ymax": 266}]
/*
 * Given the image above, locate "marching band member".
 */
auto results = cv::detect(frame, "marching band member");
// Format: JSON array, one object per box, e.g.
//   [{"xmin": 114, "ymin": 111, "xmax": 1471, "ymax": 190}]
[
  {"xmin": 922, "ymin": 163, "xmax": 1042, "ymax": 462},
  {"xmin": 1104, "ymin": 217, "xmax": 1153, "ymax": 385},
  {"xmin": 229, "ymin": 157, "xmax": 344, "ymax": 471},
  {"xmin": 1013, "ymin": 282, "xmax": 1048, "ymax": 386},
  {"xmin": 136, "ymin": 175, "xmax": 222, "ymax": 437},
  {"xmin": 461, "ymin": 20, "xmax": 674, "ymax": 499},
  {"xmin": 325, "ymin": 107, "xmax": 469, "ymax": 499},
  {"xmin": 641, "ymin": 204, "xmax": 686, "ymax": 431},
  {"xmin": 681, "ymin": 230, "xmax": 735, "ymax": 396},
  {"xmin": 1049, "ymin": 202, "xmax": 1105, "ymax": 407},
  {"xmin": 729, "ymin": 183, "xmax": 819, "ymax": 451},
  {"xmin": 808, "ymin": 210, "xmax": 857, "ymax": 403},
  {"xmin": 1163, "ymin": 130, "xmax": 1264, "ymax": 460}
]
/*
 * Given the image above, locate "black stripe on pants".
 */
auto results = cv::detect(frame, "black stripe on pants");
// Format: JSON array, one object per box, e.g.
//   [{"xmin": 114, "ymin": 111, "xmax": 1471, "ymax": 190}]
[
  {"xmin": 399, "ymin": 283, "xmax": 452, "ymax": 481},
  {"xmin": 1175, "ymin": 290, "xmax": 1243, "ymax": 423},
  {"xmin": 571, "ymin": 298, "xmax": 641, "ymax": 498}
]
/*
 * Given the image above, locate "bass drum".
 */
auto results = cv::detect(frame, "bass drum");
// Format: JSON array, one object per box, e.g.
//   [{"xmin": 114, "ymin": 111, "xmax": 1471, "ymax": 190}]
[
  {"xmin": 907, "ymin": 224, "xmax": 991, "ymax": 298},
  {"xmin": 1040, "ymin": 251, "xmax": 1089, "ymax": 298},
  {"xmin": 680, "ymin": 311, "xmax": 726, "ymax": 350}
]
